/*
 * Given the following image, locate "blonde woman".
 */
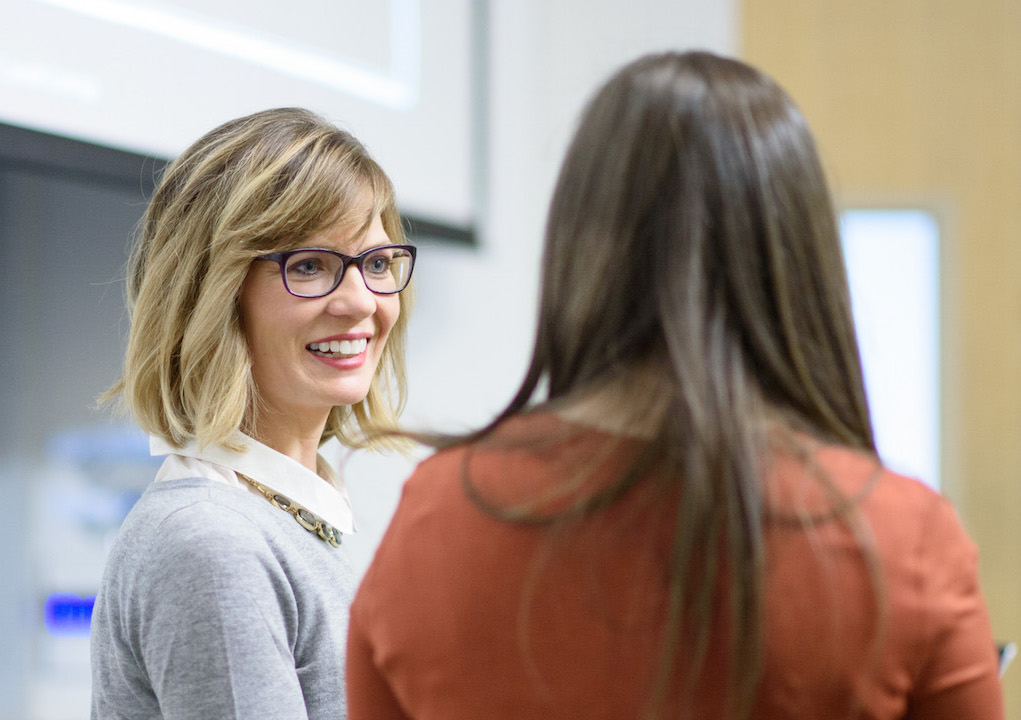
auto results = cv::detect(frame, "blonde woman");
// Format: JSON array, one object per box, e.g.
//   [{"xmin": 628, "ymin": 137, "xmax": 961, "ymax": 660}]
[{"xmin": 90, "ymin": 108, "xmax": 415, "ymax": 719}]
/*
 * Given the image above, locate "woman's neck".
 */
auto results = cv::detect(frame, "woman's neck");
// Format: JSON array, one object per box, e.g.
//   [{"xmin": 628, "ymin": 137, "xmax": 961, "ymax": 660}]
[
  {"xmin": 554, "ymin": 362, "xmax": 669, "ymax": 438},
  {"xmin": 246, "ymin": 412, "xmax": 328, "ymax": 473}
]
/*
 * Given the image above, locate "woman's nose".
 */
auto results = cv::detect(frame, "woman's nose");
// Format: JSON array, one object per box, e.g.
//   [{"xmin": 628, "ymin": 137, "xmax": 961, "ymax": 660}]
[{"xmin": 324, "ymin": 266, "xmax": 376, "ymax": 317}]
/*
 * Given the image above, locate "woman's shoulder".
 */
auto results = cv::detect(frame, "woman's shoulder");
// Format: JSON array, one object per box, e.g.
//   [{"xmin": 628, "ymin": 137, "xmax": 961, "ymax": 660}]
[
  {"xmin": 821, "ymin": 445, "xmax": 959, "ymax": 525},
  {"xmin": 404, "ymin": 412, "xmax": 630, "ymax": 508},
  {"xmin": 804, "ymin": 444, "xmax": 978, "ymax": 575},
  {"xmin": 770, "ymin": 439, "xmax": 947, "ymax": 512},
  {"xmin": 124, "ymin": 477, "xmax": 264, "ymax": 533},
  {"xmin": 107, "ymin": 478, "xmax": 297, "ymax": 578}
]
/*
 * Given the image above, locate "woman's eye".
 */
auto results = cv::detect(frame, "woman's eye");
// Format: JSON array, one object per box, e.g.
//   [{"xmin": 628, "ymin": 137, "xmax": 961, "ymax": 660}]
[
  {"xmin": 364, "ymin": 255, "xmax": 391, "ymax": 276},
  {"xmin": 287, "ymin": 257, "xmax": 326, "ymax": 277}
]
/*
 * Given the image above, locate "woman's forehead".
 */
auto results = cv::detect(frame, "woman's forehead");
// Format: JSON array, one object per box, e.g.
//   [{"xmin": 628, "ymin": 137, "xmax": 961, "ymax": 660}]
[{"xmin": 303, "ymin": 208, "xmax": 389, "ymax": 254}]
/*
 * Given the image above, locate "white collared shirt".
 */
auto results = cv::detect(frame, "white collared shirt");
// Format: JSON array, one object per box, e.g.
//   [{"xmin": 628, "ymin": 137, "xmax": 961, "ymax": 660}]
[{"xmin": 150, "ymin": 433, "xmax": 356, "ymax": 535}]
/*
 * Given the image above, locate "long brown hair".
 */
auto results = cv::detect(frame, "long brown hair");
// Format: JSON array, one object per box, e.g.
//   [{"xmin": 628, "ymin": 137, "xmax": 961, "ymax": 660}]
[{"xmin": 435, "ymin": 51, "xmax": 876, "ymax": 718}]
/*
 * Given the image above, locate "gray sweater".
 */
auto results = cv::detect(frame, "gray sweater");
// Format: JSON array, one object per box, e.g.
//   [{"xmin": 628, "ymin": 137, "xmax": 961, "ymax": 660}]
[{"xmin": 90, "ymin": 477, "xmax": 356, "ymax": 719}]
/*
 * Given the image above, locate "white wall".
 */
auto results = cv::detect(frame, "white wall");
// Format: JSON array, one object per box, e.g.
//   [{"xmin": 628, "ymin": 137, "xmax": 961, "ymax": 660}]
[
  {"xmin": 342, "ymin": 0, "xmax": 737, "ymax": 574},
  {"xmin": 0, "ymin": 0, "xmax": 476, "ymax": 226}
]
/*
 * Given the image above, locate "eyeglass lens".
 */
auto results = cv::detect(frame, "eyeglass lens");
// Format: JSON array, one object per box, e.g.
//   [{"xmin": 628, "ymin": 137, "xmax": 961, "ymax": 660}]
[{"xmin": 282, "ymin": 247, "xmax": 413, "ymax": 297}]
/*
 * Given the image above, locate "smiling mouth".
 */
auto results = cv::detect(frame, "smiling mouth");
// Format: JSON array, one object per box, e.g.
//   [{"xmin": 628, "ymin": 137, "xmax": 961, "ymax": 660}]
[{"xmin": 307, "ymin": 338, "xmax": 368, "ymax": 358}]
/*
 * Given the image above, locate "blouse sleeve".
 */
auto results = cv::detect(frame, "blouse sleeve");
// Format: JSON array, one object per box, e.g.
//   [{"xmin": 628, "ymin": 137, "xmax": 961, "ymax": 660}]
[
  {"xmin": 907, "ymin": 496, "xmax": 1004, "ymax": 719},
  {"xmin": 346, "ymin": 593, "xmax": 414, "ymax": 720}
]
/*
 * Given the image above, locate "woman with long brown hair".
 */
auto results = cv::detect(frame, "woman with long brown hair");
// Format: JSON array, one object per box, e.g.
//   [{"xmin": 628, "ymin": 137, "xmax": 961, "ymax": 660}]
[{"xmin": 346, "ymin": 52, "xmax": 1002, "ymax": 719}]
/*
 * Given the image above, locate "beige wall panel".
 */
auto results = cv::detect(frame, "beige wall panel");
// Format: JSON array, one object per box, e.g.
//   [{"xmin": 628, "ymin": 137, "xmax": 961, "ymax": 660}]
[{"xmin": 743, "ymin": 0, "xmax": 1021, "ymax": 715}]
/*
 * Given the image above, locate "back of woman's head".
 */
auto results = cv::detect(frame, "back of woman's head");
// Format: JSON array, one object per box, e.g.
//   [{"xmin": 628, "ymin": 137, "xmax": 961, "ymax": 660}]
[
  {"xmin": 510, "ymin": 51, "xmax": 877, "ymax": 718},
  {"xmin": 535, "ymin": 50, "xmax": 873, "ymax": 451},
  {"xmin": 114, "ymin": 107, "xmax": 409, "ymax": 449}
]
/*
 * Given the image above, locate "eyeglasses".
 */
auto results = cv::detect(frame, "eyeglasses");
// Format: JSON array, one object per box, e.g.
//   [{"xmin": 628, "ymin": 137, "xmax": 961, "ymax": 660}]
[{"xmin": 254, "ymin": 244, "xmax": 416, "ymax": 298}]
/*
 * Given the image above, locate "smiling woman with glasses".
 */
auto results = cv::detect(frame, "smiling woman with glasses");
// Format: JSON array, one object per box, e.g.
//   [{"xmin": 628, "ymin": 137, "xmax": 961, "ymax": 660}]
[{"xmin": 90, "ymin": 107, "xmax": 414, "ymax": 720}]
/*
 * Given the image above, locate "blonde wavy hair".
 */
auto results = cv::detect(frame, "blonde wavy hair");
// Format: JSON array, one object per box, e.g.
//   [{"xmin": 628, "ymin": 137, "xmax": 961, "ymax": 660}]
[{"xmin": 107, "ymin": 107, "xmax": 411, "ymax": 451}]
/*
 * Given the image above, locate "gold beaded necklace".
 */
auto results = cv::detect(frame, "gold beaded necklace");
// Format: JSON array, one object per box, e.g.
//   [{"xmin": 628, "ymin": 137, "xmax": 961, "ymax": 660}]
[{"xmin": 237, "ymin": 473, "xmax": 342, "ymax": 547}]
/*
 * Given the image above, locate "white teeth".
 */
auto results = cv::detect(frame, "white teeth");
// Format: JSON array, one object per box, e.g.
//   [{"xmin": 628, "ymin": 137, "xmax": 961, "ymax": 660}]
[{"xmin": 308, "ymin": 338, "xmax": 368, "ymax": 356}]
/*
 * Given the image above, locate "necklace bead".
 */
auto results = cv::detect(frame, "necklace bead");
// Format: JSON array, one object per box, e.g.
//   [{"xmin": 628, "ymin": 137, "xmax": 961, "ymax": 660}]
[{"xmin": 238, "ymin": 473, "xmax": 341, "ymax": 547}]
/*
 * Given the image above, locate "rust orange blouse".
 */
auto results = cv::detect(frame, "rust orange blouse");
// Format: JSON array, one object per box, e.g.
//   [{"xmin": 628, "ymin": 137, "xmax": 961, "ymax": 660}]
[{"xmin": 348, "ymin": 414, "xmax": 1004, "ymax": 719}]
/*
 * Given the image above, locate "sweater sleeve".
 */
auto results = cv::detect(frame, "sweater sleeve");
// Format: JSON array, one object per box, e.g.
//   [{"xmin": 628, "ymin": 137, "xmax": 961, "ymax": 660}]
[
  {"xmin": 133, "ymin": 502, "xmax": 311, "ymax": 719},
  {"xmin": 906, "ymin": 496, "xmax": 1004, "ymax": 720}
]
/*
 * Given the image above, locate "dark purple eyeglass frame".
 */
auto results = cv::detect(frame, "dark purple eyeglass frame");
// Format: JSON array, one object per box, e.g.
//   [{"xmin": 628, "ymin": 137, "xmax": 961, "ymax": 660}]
[{"xmin": 254, "ymin": 244, "xmax": 416, "ymax": 298}]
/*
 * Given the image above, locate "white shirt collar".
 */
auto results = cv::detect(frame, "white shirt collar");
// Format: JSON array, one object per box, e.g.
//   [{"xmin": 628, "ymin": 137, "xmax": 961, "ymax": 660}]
[{"xmin": 150, "ymin": 432, "xmax": 356, "ymax": 534}]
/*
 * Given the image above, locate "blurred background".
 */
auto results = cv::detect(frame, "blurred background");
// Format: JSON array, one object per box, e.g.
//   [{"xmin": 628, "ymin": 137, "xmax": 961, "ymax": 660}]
[{"xmin": 0, "ymin": 0, "xmax": 1017, "ymax": 717}]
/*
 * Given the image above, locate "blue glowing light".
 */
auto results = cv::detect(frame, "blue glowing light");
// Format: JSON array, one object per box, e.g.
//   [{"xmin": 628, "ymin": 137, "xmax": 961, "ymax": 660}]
[{"xmin": 44, "ymin": 593, "xmax": 96, "ymax": 636}]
